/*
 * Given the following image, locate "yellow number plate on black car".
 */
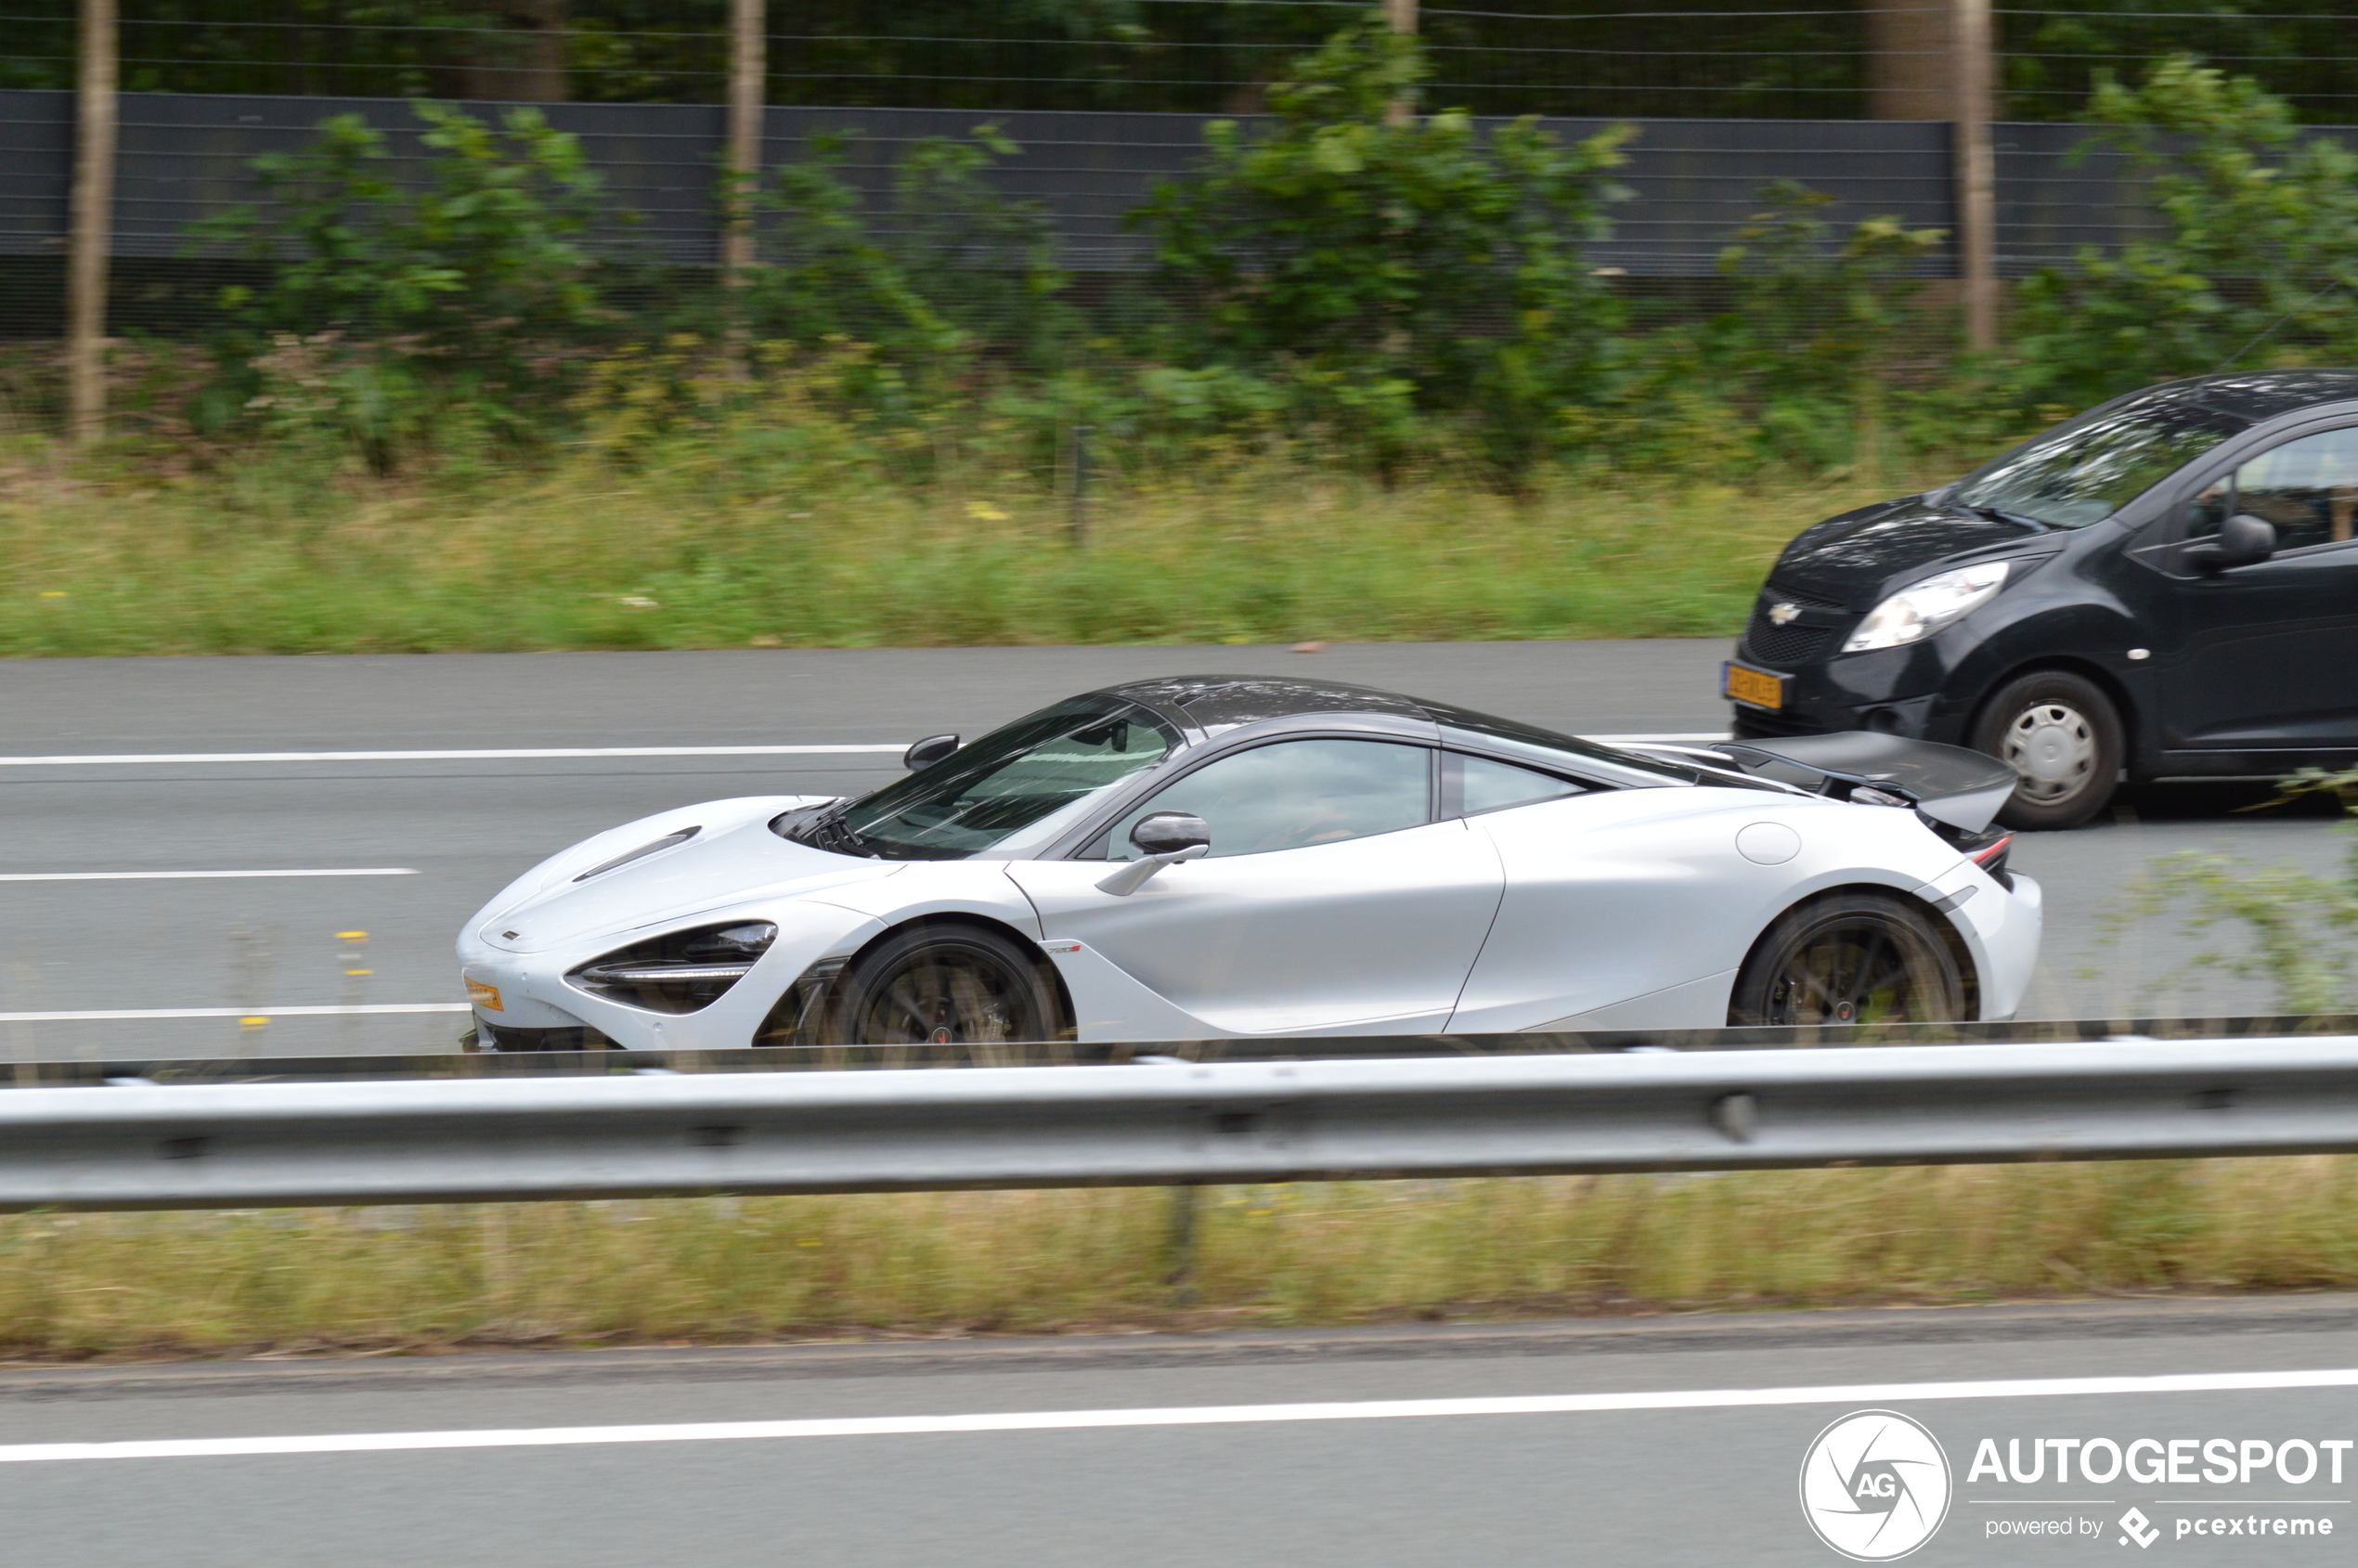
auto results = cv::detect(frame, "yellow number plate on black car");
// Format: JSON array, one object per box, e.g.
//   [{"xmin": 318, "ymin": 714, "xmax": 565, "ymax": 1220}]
[{"xmin": 1722, "ymin": 661, "xmax": 1785, "ymax": 710}]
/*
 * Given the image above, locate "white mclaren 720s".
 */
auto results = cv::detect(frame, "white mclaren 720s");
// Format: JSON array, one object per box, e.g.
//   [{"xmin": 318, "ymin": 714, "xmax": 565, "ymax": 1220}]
[{"xmin": 455, "ymin": 676, "xmax": 2041, "ymax": 1051}]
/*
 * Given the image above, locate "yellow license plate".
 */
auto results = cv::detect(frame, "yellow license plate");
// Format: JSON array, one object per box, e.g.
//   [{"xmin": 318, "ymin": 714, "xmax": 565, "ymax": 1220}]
[{"xmin": 1723, "ymin": 662, "xmax": 1784, "ymax": 709}]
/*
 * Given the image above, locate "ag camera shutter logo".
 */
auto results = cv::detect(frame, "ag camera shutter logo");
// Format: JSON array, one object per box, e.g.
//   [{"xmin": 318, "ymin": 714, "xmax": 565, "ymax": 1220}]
[{"xmin": 1799, "ymin": 1409, "xmax": 1953, "ymax": 1561}]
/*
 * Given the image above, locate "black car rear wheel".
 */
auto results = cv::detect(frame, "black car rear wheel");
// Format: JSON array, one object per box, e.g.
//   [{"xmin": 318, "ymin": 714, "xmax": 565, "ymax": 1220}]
[
  {"xmin": 1728, "ymin": 891, "xmax": 1966, "ymax": 1027},
  {"xmin": 832, "ymin": 924, "xmax": 1062, "ymax": 1046},
  {"xmin": 1970, "ymin": 670, "xmax": 2125, "ymax": 831}
]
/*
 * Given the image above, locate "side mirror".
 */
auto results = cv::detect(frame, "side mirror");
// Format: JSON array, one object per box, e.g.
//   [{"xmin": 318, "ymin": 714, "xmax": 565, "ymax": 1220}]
[
  {"xmin": 902, "ymin": 733, "xmax": 960, "ymax": 771},
  {"xmin": 1130, "ymin": 811, "xmax": 1211, "ymax": 857},
  {"xmin": 1096, "ymin": 812, "xmax": 1212, "ymax": 897},
  {"xmin": 2188, "ymin": 513, "xmax": 2276, "ymax": 572}
]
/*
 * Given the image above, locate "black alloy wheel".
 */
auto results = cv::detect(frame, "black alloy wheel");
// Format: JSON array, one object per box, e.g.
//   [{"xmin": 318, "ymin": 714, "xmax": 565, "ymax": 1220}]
[
  {"xmin": 831, "ymin": 925, "xmax": 1061, "ymax": 1046},
  {"xmin": 1727, "ymin": 891, "xmax": 1966, "ymax": 1027},
  {"xmin": 1969, "ymin": 669, "xmax": 2126, "ymax": 831}
]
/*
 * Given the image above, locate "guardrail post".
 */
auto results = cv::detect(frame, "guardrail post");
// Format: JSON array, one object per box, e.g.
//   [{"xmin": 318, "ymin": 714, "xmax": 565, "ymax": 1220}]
[
  {"xmin": 1164, "ymin": 1185, "xmax": 1200, "ymax": 1304},
  {"xmin": 1069, "ymin": 424, "xmax": 1093, "ymax": 546}
]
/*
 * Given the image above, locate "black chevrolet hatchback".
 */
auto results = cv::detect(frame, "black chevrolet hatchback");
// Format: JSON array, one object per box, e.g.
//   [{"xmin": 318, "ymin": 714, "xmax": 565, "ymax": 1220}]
[{"xmin": 1725, "ymin": 370, "xmax": 2358, "ymax": 828}]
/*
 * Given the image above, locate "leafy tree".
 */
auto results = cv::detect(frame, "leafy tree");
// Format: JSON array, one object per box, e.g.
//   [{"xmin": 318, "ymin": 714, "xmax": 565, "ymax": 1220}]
[
  {"xmin": 2011, "ymin": 56, "xmax": 2358, "ymax": 408},
  {"xmin": 1131, "ymin": 18, "xmax": 1635, "ymax": 479}
]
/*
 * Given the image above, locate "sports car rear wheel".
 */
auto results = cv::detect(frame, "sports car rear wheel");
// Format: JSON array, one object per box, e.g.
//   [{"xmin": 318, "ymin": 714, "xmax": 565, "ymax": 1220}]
[
  {"xmin": 833, "ymin": 924, "xmax": 1061, "ymax": 1046},
  {"xmin": 1727, "ymin": 891, "xmax": 1965, "ymax": 1027}
]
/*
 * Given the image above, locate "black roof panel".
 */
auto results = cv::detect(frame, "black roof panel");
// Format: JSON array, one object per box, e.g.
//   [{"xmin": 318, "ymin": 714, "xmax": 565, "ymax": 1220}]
[{"xmin": 1102, "ymin": 674, "xmax": 1431, "ymax": 729}]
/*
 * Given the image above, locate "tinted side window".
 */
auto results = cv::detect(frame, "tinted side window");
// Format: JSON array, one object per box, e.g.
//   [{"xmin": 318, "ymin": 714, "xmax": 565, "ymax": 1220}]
[
  {"xmin": 2189, "ymin": 426, "xmax": 2358, "ymax": 552},
  {"xmin": 1107, "ymin": 739, "xmax": 1432, "ymax": 860},
  {"xmin": 1450, "ymin": 753, "xmax": 1586, "ymax": 816}
]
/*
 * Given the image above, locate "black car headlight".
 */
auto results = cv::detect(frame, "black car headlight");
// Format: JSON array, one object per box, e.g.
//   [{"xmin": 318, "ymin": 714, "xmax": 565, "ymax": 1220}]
[
  {"xmin": 1841, "ymin": 563, "xmax": 2009, "ymax": 652},
  {"xmin": 567, "ymin": 921, "xmax": 778, "ymax": 1014}
]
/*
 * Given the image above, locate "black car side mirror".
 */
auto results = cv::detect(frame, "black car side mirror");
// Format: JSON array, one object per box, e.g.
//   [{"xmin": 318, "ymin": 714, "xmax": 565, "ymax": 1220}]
[
  {"xmin": 902, "ymin": 733, "xmax": 960, "ymax": 771},
  {"xmin": 1129, "ymin": 811, "xmax": 1211, "ymax": 857},
  {"xmin": 2188, "ymin": 513, "xmax": 2276, "ymax": 572}
]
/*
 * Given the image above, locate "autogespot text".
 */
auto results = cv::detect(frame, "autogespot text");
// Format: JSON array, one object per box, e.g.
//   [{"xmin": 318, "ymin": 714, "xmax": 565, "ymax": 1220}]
[{"xmin": 1970, "ymin": 1434, "xmax": 2350, "ymax": 1550}]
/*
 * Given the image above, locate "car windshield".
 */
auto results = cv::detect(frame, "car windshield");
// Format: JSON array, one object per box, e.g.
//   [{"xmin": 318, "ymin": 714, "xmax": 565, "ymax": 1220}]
[
  {"xmin": 804, "ymin": 696, "xmax": 1182, "ymax": 861},
  {"xmin": 1949, "ymin": 397, "xmax": 2248, "ymax": 528}
]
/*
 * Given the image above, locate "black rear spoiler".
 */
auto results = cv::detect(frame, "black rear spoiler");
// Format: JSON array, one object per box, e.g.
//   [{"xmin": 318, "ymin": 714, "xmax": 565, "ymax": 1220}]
[{"xmin": 1633, "ymin": 732, "xmax": 2019, "ymax": 833}]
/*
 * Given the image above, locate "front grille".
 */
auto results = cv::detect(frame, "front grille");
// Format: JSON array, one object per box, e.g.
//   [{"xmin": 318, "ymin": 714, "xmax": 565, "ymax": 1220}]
[
  {"xmin": 1741, "ymin": 586, "xmax": 1847, "ymax": 668},
  {"xmin": 1742, "ymin": 621, "xmax": 1831, "ymax": 666}
]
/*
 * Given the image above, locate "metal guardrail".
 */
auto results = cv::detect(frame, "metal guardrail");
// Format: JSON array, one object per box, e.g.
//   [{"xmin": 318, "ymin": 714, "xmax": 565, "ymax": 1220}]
[
  {"xmin": 14, "ymin": 1014, "xmax": 2358, "ymax": 1087},
  {"xmin": 5, "ymin": 1036, "xmax": 2356, "ymax": 1212}
]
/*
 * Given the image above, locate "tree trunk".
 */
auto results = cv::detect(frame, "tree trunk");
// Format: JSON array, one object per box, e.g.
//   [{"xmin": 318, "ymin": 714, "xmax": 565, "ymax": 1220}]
[
  {"xmin": 1865, "ymin": 2, "xmax": 1952, "ymax": 120},
  {"xmin": 452, "ymin": 1, "xmax": 569, "ymax": 102}
]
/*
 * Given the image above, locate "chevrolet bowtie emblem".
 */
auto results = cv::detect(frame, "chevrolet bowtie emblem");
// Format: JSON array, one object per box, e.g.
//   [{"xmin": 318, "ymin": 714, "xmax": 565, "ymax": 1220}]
[{"xmin": 1768, "ymin": 602, "xmax": 1801, "ymax": 626}]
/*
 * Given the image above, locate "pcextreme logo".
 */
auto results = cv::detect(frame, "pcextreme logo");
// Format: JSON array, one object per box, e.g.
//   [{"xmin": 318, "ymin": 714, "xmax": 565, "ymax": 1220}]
[{"xmin": 1800, "ymin": 1409, "xmax": 1955, "ymax": 1561}]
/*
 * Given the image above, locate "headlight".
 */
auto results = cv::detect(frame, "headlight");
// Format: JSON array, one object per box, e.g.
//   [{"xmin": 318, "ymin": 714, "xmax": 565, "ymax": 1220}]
[
  {"xmin": 568, "ymin": 921, "xmax": 778, "ymax": 1014},
  {"xmin": 1842, "ymin": 563, "xmax": 2010, "ymax": 653}
]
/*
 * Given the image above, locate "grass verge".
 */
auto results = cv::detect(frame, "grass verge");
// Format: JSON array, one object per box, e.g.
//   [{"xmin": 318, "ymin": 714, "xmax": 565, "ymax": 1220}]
[
  {"xmin": 0, "ymin": 434, "xmax": 1910, "ymax": 655},
  {"xmin": 8, "ymin": 1161, "xmax": 2357, "ymax": 1360}
]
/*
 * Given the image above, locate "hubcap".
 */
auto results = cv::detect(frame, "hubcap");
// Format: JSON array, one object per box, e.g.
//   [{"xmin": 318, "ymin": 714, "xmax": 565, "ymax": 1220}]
[{"xmin": 2002, "ymin": 701, "xmax": 2096, "ymax": 801}]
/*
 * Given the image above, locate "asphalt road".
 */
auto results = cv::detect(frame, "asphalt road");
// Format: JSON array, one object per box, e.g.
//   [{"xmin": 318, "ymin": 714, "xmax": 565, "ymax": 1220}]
[
  {"xmin": 1, "ymin": 644, "xmax": 2347, "ymax": 1058},
  {"xmin": 1, "ymin": 1296, "xmax": 2352, "ymax": 1566}
]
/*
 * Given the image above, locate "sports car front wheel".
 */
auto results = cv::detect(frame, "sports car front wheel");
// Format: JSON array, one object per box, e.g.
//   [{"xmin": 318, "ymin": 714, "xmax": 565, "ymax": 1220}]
[
  {"xmin": 830, "ymin": 924, "xmax": 1063, "ymax": 1046},
  {"xmin": 1727, "ymin": 891, "xmax": 1966, "ymax": 1027}
]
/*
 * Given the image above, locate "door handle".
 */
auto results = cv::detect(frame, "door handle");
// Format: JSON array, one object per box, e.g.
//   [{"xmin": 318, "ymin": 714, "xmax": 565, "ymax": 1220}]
[{"xmin": 1095, "ymin": 844, "xmax": 1208, "ymax": 897}]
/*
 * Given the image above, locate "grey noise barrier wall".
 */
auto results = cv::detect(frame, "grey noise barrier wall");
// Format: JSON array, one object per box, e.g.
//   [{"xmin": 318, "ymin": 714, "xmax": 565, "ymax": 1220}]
[
  {"xmin": 6, "ymin": 1036, "xmax": 2357, "ymax": 1212},
  {"xmin": 11, "ymin": 88, "xmax": 2358, "ymax": 283}
]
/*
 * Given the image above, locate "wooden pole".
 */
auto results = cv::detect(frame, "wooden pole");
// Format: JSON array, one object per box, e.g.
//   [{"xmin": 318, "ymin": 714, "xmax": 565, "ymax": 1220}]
[
  {"xmin": 1384, "ymin": 0, "xmax": 1416, "ymax": 127},
  {"xmin": 721, "ymin": 0, "xmax": 765, "ymax": 374},
  {"xmin": 66, "ymin": 0, "xmax": 118, "ymax": 445},
  {"xmin": 1952, "ymin": 0, "xmax": 1998, "ymax": 353}
]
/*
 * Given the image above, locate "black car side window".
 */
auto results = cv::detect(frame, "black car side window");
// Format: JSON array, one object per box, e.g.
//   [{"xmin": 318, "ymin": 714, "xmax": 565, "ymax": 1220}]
[
  {"xmin": 2189, "ymin": 426, "xmax": 2358, "ymax": 552},
  {"xmin": 1102, "ymin": 739, "xmax": 1432, "ymax": 860}
]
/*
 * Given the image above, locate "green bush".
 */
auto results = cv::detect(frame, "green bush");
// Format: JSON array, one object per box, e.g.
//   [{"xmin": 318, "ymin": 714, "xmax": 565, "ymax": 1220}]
[
  {"xmin": 2012, "ymin": 55, "xmax": 2358, "ymax": 408},
  {"xmin": 1131, "ymin": 18, "xmax": 1636, "ymax": 482},
  {"xmin": 194, "ymin": 102, "xmax": 607, "ymax": 467},
  {"xmin": 746, "ymin": 123, "xmax": 1069, "ymax": 364}
]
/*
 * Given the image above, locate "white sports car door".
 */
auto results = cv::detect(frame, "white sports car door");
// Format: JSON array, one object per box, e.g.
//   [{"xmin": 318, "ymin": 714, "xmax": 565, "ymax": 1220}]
[{"xmin": 1005, "ymin": 737, "xmax": 1504, "ymax": 1035}]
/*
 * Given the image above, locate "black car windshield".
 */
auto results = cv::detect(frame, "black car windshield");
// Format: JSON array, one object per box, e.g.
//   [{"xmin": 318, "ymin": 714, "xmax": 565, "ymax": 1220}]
[
  {"xmin": 803, "ymin": 696, "xmax": 1183, "ymax": 861},
  {"xmin": 1950, "ymin": 397, "xmax": 2248, "ymax": 528}
]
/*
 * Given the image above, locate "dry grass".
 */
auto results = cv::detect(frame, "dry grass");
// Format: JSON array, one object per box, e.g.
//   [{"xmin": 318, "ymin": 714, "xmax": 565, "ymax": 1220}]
[
  {"xmin": 6, "ymin": 1160, "xmax": 2356, "ymax": 1361},
  {"xmin": 0, "ymin": 425, "xmax": 1912, "ymax": 655}
]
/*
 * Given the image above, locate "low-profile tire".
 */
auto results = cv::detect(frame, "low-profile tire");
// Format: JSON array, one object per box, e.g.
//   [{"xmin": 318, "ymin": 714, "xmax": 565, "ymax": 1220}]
[
  {"xmin": 830, "ymin": 923, "xmax": 1062, "ymax": 1046},
  {"xmin": 1728, "ymin": 890, "xmax": 1967, "ymax": 1027},
  {"xmin": 1969, "ymin": 669, "xmax": 2125, "ymax": 831}
]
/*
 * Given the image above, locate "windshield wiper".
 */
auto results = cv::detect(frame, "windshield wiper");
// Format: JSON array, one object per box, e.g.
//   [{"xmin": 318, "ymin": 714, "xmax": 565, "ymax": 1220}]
[
  {"xmin": 795, "ymin": 806, "xmax": 875, "ymax": 858},
  {"xmin": 1958, "ymin": 502, "xmax": 2052, "ymax": 532}
]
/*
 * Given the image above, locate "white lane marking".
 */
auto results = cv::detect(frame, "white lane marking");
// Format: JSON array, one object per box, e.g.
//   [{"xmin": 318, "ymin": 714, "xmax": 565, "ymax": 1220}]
[
  {"xmin": 0, "ymin": 869, "xmax": 419, "ymax": 882},
  {"xmin": 0, "ymin": 1004, "xmax": 468, "ymax": 1023},
  {"xmin": 0, "ymin": 745, "xmax": 906, "ymax": 766},
  {"xmin": 6, "ymin": 1367, "xmax": 2353, "ymax": 1464},
  {"xmin": 0, "ymin": 737, "xmax": 1726, "ymax": 768}
]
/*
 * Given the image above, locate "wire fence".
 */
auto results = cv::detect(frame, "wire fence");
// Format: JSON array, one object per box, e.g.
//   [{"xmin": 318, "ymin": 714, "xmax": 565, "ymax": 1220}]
[
  {"xmin": 6, "ymin": 3, "xmax": 2358, "ymax": 122},
  {"xmin": 8, "ymin": 5, "xmax": 2358, "ymax": 358}
]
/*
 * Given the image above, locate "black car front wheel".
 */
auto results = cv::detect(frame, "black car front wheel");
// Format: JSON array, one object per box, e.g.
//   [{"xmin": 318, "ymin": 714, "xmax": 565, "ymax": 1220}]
[
  {"xmin": 1728, "ymin": 891, "xmax": 1967, "ymax": 1027},
  {"xmin": 1970, "ymin": 669, "xmax": 2125, "ymax": 831},
  {"xmin": 831, "ymin": 924, "xmax": 1063, "ymax": 1046}
]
